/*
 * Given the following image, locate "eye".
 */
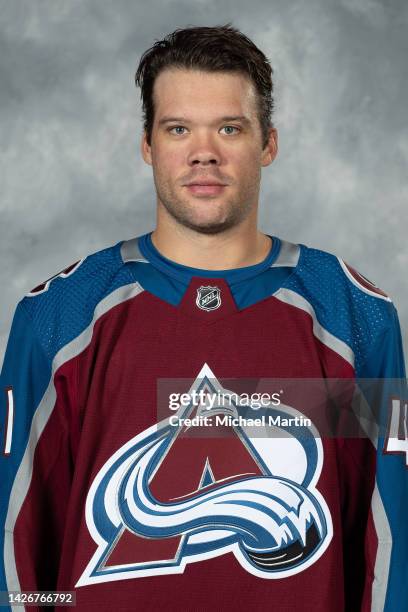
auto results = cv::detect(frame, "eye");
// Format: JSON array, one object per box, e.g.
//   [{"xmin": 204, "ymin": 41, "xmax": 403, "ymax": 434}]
[
  {"xmin": 168, "ymin": 126, "xmax": 187, "ymax": 135},
  {"xmin": 220, "ymin": 125, "xmax": 240, "ymax": 135}
]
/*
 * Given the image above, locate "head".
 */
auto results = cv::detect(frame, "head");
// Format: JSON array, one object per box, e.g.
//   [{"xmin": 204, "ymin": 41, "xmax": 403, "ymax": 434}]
[{"xmin": 135, "ymin": 24, "xmax": 278, "ymax": 235}]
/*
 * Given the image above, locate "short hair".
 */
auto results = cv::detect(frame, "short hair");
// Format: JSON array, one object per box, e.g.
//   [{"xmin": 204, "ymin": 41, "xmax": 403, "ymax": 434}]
[{"xmin": 135, "ymin": 23, "xmax": 274, "ymax": 149}]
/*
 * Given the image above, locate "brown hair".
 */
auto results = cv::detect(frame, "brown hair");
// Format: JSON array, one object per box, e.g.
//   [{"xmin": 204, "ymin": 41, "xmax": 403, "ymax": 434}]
[{"xmin": 135, "ymin": 23, "xmax": 274, "ymax": 149}]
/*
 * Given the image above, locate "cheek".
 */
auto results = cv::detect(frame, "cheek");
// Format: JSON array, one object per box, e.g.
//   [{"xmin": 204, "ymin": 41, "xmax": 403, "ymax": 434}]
[
  {"xmin": 154, "ymin": 147, "xmax": 184, "ymax": 175},
  {"xmin": 230, "ymin": 148, "xmax": 261, "ymax": 175}
]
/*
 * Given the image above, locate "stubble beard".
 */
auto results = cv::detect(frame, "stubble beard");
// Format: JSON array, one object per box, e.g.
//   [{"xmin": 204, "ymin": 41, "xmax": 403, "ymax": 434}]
[{"xmin": 153, "ymin": 171, "xmax": 260, "ymax": 236}]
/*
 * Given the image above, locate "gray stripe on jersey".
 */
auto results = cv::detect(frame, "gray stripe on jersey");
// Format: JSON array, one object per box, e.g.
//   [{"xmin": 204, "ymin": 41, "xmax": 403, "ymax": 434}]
[
  {"xmin": 350, "ymin": 386, "xmax": 379, "ymax": 449},
  {"xmin": 273, "ymin": 287, "xmax": 354, "ymax": 366},
  {"xmin": 120, "ymin": 237, "xmax": 148, "ymax": 263},
  {"xmin": 4, "ymin": 282, "xmax": 144, "ymax": 604},
  {"xmin": 271, "ymin": 239, "xmax": 300, "ymax": 268},
  {"xmin": 371, "ymin": 481, "xmax": 392, "ymax": 612},
  {"xmin": 273, "ymin": 286, "xmax": 392, "ymax": 612}
]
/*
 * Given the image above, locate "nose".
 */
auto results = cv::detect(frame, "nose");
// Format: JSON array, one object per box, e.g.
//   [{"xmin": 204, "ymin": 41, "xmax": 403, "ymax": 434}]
[{"xmin": 187, "ymin": 132, "xmax": 221, "ymax": 167}]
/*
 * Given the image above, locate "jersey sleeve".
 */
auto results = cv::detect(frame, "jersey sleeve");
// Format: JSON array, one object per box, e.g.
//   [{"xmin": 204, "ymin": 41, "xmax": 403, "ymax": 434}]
[
  {"xmin": 0, "ymin": 301, "xmax": 74, "ymax": 608},
  {"xmin": 358, "ymin": 303, "xmax": 408, "ymax": 612}
]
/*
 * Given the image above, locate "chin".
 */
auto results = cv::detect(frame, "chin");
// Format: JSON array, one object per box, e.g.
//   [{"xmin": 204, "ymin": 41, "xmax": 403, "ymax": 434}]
[
  {"xmin": 181, "ymin": 217, "xmax": 237, "ymax": 235},
  {"xmin": 162, "ymin": 197, "xmax": 240, "ymax": 234}
]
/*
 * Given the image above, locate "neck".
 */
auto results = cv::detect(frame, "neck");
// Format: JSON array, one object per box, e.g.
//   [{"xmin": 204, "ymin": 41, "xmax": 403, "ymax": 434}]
[{"xmin": 151, "ymin": 210, "xmax": 272, "ymax": 271}]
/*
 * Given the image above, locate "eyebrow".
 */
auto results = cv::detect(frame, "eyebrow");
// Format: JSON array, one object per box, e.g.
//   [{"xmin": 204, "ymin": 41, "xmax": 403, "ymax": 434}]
[{"xmin": 158, "ymin": 115, "xmax": 252, "ymax": 127}]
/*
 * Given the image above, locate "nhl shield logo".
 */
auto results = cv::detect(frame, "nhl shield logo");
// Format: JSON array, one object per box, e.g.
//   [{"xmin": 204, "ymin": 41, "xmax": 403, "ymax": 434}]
[{"xmin": 196, "ymin": 286, "xmax": 221, "ymax": 311}]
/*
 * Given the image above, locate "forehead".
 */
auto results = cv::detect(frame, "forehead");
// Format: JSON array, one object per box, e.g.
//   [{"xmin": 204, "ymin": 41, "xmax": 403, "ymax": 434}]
[{"xmin": 152, "ymin": 68, "xmax": 258, "ymax": 120}]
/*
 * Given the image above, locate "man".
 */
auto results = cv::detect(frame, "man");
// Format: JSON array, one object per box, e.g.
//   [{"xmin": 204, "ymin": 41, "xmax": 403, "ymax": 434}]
[{"xmin": 0, "ymin": 23, "xmax": 407, "ymax": 612}]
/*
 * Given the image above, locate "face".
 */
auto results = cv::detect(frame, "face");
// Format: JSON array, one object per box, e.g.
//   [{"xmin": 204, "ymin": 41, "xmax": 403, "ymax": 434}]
[{"xmin": 141, "ymin": 68, "xmax": 277, "ymax": 235}]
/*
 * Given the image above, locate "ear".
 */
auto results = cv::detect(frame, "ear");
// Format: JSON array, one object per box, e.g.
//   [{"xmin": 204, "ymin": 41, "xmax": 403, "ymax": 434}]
[
  {"xmin": 141, "ymin": 130, "xmax": 153, "ymax": 166},
  {"xmin": 261, "ymin": 127, "xmax": 278, "ymax": 167}
]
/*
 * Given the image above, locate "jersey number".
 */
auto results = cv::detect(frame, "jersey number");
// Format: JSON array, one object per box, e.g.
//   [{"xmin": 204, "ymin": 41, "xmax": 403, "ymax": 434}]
[{"xmin": 384, "ymin": 397, "xmax": 408, "ymax": 467}]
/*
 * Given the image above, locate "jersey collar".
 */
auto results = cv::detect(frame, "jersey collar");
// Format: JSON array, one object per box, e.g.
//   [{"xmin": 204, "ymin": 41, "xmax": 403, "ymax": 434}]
[{"xmin": 133, "ymin": 231, "xmax": 282, "ymax": 286}]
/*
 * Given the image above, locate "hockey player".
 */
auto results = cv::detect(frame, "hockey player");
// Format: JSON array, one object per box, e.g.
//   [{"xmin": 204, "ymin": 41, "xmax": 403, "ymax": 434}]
[{"xmin": 1, "ymin": 23, "xmax": 407, "ymax": 612}]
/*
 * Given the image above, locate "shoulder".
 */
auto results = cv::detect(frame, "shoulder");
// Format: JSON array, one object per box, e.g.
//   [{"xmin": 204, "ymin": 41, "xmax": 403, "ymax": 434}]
[
  {"xmin": 295, "ymin": 241, "xmax": 391, "ymax": 296},
  {"xmin": 26, "ymin": 240, "xmax": 129, "ymax": 296},
  {"xmin": 18, "ymin": 239, "xmax": 138, "ymax": 361},
  {"xmin": 279, "ymin": 240, "xmax": 396, "ymax": 369}
]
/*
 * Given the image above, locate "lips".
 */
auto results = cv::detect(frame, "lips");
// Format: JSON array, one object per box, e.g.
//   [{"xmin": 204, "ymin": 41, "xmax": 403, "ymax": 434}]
[
  {"xmin": 186, "ymin": 184, "xmax": 226, "ymax": 196},
  {"xmin": 185, "ymin": 178, "xmax": 227, "ymax": 196}
]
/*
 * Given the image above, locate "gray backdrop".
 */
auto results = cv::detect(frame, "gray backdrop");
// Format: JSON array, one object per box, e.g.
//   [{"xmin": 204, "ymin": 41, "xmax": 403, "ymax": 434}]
[{"xmin": 1, "ymin": 0, "xmax": 407, "ymax": 364}]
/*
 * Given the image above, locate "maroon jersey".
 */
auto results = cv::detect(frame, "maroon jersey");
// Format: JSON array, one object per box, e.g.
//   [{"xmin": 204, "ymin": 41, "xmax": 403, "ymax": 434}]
[{"xmin": 1, "ymin": 233, "xmax": 407, "ymax": 611}]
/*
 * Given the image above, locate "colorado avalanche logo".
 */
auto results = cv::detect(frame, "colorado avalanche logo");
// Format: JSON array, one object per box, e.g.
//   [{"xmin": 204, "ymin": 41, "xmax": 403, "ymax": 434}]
[
  {"xmin": 76, "ymin": 364, "xmax": 332, "ymax": 587},
  {"xmin": 196, "ymin": 286, "xmax": 221, "ymax": 311}
]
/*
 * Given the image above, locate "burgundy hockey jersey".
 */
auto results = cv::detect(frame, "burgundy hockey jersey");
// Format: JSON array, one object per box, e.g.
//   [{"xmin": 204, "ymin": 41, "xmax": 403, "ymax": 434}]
[{"xmin": 1, "ymin": 232, "xmax": 407, "ymax": 611}]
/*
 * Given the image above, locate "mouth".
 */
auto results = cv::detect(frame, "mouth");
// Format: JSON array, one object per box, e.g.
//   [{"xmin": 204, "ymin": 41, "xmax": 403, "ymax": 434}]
[{"xmin": 185, "ymin": 184, "xmax": 227, "ymax": 196}]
